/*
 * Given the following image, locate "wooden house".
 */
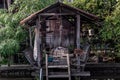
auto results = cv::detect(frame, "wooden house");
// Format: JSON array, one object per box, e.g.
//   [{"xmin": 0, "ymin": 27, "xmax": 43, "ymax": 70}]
[{"xmin": 20, "ymin": 2, "xmax": 100, "ymax": 80}]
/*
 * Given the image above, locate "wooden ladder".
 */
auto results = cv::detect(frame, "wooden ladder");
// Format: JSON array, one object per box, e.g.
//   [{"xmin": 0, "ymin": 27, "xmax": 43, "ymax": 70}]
[{"xmin": 46, "ymin": 51, "xmax": 71, "ymax": 80}]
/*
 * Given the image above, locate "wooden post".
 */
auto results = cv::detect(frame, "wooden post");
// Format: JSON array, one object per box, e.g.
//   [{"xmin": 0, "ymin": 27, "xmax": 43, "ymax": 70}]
[
  {"xmin": 59, "ymin": 24, "xmax": 62, "ymax": 46},
  {"xmin": 7, "ymin": 0, "xmax": 11, "ymax": 8},
  {"xmin": 37, "ymin": 19, "xmax": 41, "ymax": 68},
  {"xmin": 46, "ymin": 54, "xmax": 48, "ymax": 80},
  {"xmin": 76, "ymin": 15, "xmax": 81, "ymax": 80},
  {"xmin": 33, "ymin": 19, "xmax": 41, "ymax": 67},
  {"xmin": 29, "ymin": 27, "xmax": 33, "ymax": 48},
  {"xmin": 3, "ymin": 0, "xmax": 6, "ymax": 9},
  {"xmin": 76, "ymin": 15, "xmax": 80, "ymax": 49}
]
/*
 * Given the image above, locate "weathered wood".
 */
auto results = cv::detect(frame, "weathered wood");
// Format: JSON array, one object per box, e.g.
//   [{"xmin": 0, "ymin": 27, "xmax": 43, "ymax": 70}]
[
  {"xmin": 33, "ymin": 19, "xmax": 41, "ymax": 67},
  {"xmin": 37, "ymin": 17, "xmax": 41, "ymax": 68},
  {"xmin": 46, "ymin": 54, "xmax": 48, "ymax": 80},
  {"xmin": 20, "ymin": 2, "xmax": 99, "ymax": 26},
  {"xmin": 29, "ymin": 27, "xmax": 33, "ymax": 48},
  {"xmin": 48, "ymin": 65, "xmax": 68, "ymax": 68},
  {"xmin": 0, "ymin": 65, "xmax": 33, "ymax": 78},
  {"xmin": 33, "ymin": 28, "xmax": 39, "ymax": 61},
  {"xmin": 7, "ymin": 0, "xmax": 11, "ymax": 8},
  {"xmin": 67, "ymin": 54, "xmax": 71, "ymax": 80},
  {"xmin": 76, "ymin": 15, "xmax": 80, "ymax": 49},
  {"xmin": 72, "ymin": 72, "xmax": 90, "ymax": 76},
  {"xmin": 23, "ymin": 48, "xmax": 35, "ymax": 66},
  {"xmin": 0, "ymin": 65, "xmax": 31, "ymax": 70},
  {"xmin": 48, "ymin": 74, "xmax": 69, "ymax": 78},
  {"xmin": 2, "ymin": 63, "xmax": 120, "ymax": 79},
  {"xmin": 59, "ymin": 21, "xmax": 63, "ymax": 46},
  {"xmin": 39, "ymin": 13, "xmax": 75, "ymax": 16},
  {"xmin": 3, "ymin": 0, "xmax": 6, "ymax": 9},
  {"xmin": 46, "ymin": 47, "xmax": 71, "ymax": 80}
]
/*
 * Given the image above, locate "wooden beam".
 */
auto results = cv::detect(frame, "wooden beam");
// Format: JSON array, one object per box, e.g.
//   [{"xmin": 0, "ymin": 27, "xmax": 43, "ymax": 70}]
[
  {"xmin": 76, "ymin": 15, "xmax": 80, "ymax": 49},
  {"xmin": 7, "ymin": 0, "xmax": 11, "ymax": 8},
  {"xmin": 29, "ymin": 27, "xmax": 33, "ymax": 48},
  {"xmin": 76, "ymin": 15, "xmax": 81, "ymax": 77},
  {"xmin": 3, "ymin": 0, "xmax": 6, "ymax": 9},
  {"xmin": 33, "ymin": 19, "xmax": 41, "ymax": 67},
  {"xmin": 46, "ymin": 54, "xmax": 48, "ymax": 80},
  {"xmin": 39, "ymin": 13, "xmax": 75, "ymax": 16},
  {"xmin": 72, "ymin": 72, "xmax": 90, "ymax": 76},
  {"xmin": 37, "ymin": 19, "xmax": 41, "ymax": 68}
]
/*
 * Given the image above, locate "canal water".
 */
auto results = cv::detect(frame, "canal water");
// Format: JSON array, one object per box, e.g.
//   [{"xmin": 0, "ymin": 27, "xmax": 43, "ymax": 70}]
[{"xmin": 0, "ymin": 78, "xmax": 35, "ymax": 80}]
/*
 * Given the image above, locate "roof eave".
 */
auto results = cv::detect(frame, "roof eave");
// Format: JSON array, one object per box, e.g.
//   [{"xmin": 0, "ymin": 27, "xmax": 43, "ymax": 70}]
[{"xmin": 20, "ymin": 2, "xmax": 100, "ymax": 26}]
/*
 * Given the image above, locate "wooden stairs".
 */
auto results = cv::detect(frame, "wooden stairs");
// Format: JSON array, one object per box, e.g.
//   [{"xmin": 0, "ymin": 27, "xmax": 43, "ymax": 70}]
[
  {"xmin": 45, "ymin": 46, "xmax": 90, "ymax": 80},
  {"xmin": 46, "ymin": 47, "xmax": 71, "ymax": 80}
]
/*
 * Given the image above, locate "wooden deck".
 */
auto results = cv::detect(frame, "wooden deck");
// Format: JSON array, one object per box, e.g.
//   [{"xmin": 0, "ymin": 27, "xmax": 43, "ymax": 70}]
[
  {"xmin": 1, "ymin": 63, "xmax": 120, "ymax": 79},
  {"xmin": 0, "ymin": 65, "xmax": 31, "ymax": 70},
  {"xmin": 0, "ymin": 65, "xmax": 34, "ymax": 78}
]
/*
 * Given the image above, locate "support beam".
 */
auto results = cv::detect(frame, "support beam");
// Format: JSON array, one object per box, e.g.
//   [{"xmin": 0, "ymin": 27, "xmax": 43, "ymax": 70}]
[
  {"xmin": 29, "ymin": 27, "xmax": 33, "ymax": 48},
  {"xmin": 7, "ymin": 0, "xmax": 11, "ymax": 8},
  {"xmin": 3, "ymin": 0, "xmax": 6, "ymax": 9},
  {"xmin": 76, "ymin": 15, "xmax": 81, "ymax": 78},
  {"xmin": 39, "ymin": 13, "xmax": 75, "ymax": 16},
  {"xmin": 76, "ymin": 15, "xmax": 80, "ymax": 49},
  {"xmin": 59, "ymin": 24, "xmax": 62, "ymax": 46},
  {"xmin": 33, "ymin": 19, "xmax": 41, "ymax": 67}
]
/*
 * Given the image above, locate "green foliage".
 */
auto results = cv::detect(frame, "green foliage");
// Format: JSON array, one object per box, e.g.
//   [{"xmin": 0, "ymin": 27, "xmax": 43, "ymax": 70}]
[
  {"xmin": 0, "ymin": 27, "xmax": 15, "ymax": 41},
  {"xmin": 9, "ymin": 0, "xmax": 56, "ymax": 18},
  {"xmin": 0, "ymin": 58, "xmax": 8, "ymax": 65},
  {"xmin": 101, "ymin": 1, "xmax": 120, "ymax": 54},
  {"xmin": 0, "ymin": 39, "xmax": 20, "ymax": 57},
  {"xmin": 65, "ymin": 0, "xmax": 117, "ymax": 19},
  {"xmin": 14, "ymin": 26, "xmax": 27, "ymax": 42},
  {"xmin": 0, "ymin": 0, "xmax": 55, "ymax": 58},
  {"xmin": 65, "ymin": 0, "xmax": 120, "ymax": 56},
  {"xmin": 0, "ymin": 0, "xmax": 119, "ymax": 60}
]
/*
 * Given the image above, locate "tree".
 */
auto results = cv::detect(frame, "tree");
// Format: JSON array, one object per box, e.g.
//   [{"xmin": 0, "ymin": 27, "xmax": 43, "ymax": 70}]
[
  {"xmin": 65, "ymin": 0, "xmax": 119, "ymax": 55},
  {"xmin": 65, "ymin": 0, "xmax": 117, "ymax": 19},
  {"xmin": 0, "ymin": 0, "xmax": 56, "ymax": 63},
  {"xmin": 100, "ymin": 0, "xmax": 120, "ymax": 55}
]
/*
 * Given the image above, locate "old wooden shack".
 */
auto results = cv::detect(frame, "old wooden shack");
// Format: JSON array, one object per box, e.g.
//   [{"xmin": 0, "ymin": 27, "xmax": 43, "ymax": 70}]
[{"xmin": 20, "ymin": 2, "xmax": 100, "ymax": 80}]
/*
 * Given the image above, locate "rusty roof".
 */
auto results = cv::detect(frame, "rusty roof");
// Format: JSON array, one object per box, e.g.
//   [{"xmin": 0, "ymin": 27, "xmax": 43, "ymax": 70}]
[{"xmin": 20, "ymin": 2, "xmax": 99, "ymax": 25}]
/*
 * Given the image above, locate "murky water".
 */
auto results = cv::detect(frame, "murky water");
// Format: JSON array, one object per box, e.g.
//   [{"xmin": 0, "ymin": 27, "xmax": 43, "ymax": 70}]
[{"xmin": 0, "ymin": 78, "xmax": 35, "ymax": 80}]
